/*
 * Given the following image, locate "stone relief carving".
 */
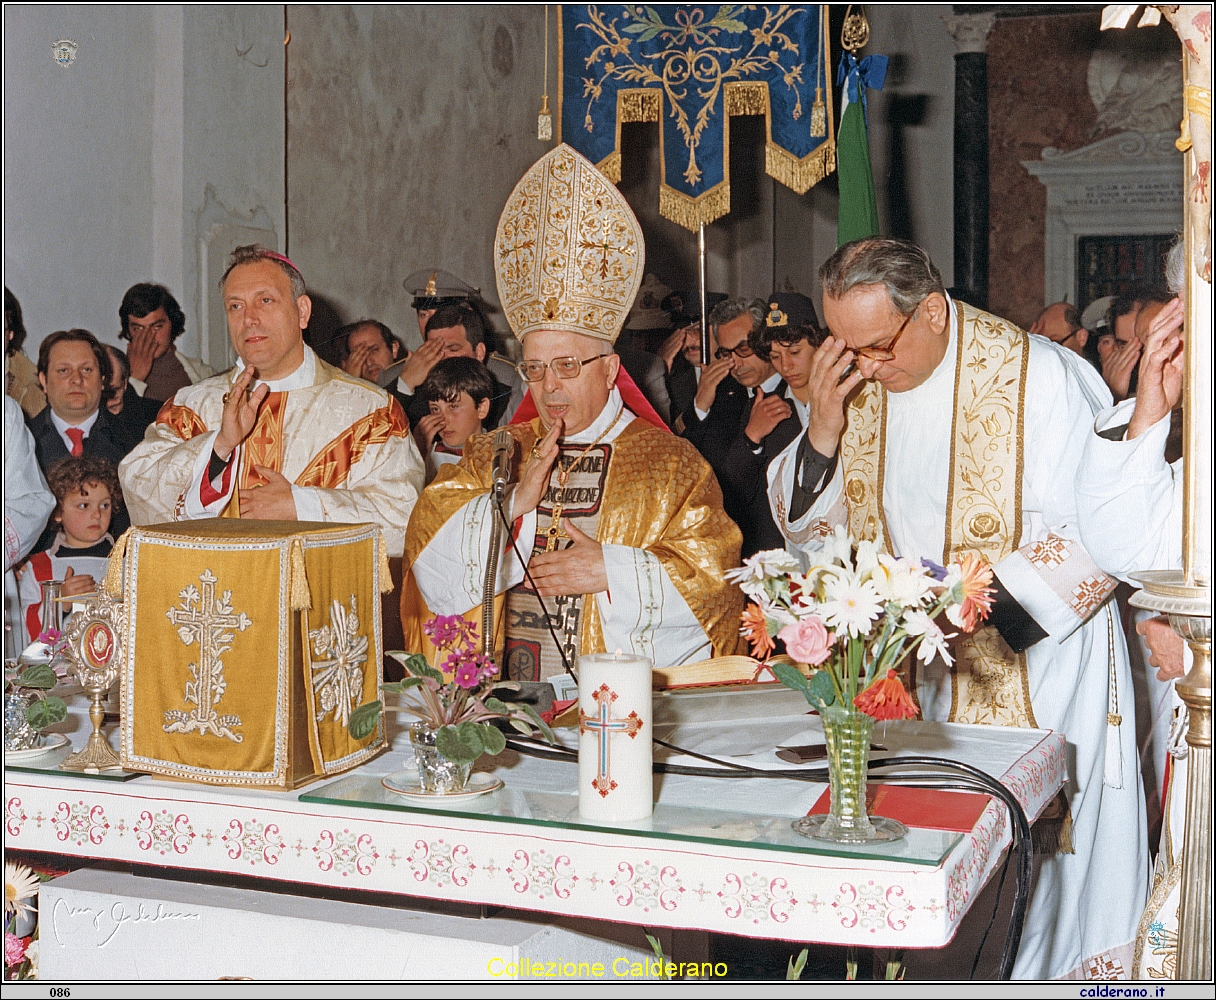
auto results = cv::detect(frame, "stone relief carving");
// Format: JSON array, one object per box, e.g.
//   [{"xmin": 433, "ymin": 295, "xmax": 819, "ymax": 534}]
[{"xmin": 1088, "ymin": 47, "xmax": 1183, "ymax": 135}]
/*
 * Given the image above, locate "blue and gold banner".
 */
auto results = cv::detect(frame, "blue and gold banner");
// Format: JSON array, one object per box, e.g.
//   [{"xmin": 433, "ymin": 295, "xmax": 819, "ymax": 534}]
[{"xmin": 559, "ymin": 4, "xmax": 835, "ymax": 231}]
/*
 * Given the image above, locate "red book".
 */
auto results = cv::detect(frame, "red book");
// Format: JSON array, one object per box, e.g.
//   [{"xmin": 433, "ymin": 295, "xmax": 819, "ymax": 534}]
[{"xmin": 807, "ymin": 784, "xmax": 991, "ymax": 833}]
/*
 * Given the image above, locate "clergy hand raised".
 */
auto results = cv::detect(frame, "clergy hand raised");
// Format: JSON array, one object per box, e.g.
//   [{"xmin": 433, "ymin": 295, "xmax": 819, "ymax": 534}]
[
  {"xmin": 805, "ymin": 336, "xmax": 863, "ymax": 457},
  {"xmin": 528, "ymin": 519, "xmax": 608, "ymax": 597},
  {"xmin": 1127, "ymin": 296, "xmax": 1184, "ymax": 441},
  {"xmin": 215, "ymin": 366, "xmax": 270, "ymax": 461},
  {"xmin": 511, "ymin": 417, "xmax": 563, "ymax": 519},
  {"xmin": 239, "ymin": 465, "xmax": 298, "ymax": 520}
]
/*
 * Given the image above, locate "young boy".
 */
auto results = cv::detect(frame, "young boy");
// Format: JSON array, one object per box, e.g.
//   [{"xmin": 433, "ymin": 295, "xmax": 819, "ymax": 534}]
[
  {"xmin": 414, "ymin": 357, "xmax": 496, "ymax": 483},
  {"xmin": 19, "ymin": 456, "xmax": 121, "ymax": 643}
]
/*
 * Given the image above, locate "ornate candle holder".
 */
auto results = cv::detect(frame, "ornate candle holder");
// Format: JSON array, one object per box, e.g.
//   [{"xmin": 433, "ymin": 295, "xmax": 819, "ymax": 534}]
[
  {"xmin": 1130, "ymin": 570, "xmax": 1211, "ymax": 981},
  {"xmin": 59, "ymin": 592, "xmax": 126, "ymax": 773}
]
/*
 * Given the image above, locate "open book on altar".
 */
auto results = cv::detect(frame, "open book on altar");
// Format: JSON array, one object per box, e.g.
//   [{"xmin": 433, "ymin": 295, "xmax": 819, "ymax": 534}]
[{"xmin": 651, "ymin": 654, "xmax": 810, "ymax": 690}]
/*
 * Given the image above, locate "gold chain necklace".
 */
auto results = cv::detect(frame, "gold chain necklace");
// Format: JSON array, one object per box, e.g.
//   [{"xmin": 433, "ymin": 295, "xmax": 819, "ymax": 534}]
[{"xmin": 542, "ymin": 409, "xmax": 623, "ymax": 551}]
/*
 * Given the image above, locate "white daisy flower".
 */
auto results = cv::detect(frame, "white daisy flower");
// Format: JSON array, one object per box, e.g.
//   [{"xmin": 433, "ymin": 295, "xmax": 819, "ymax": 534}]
[
  {"xmin": 818, "ymin": 575, "xmax": 883, "ymax": 637},
  {"xmin": 904, "ymin": 610, "xmax": 955, "ymax": 666},
  {"xmin": 4, "ymin": 862, "xmax": 39, "ymax": 921}
]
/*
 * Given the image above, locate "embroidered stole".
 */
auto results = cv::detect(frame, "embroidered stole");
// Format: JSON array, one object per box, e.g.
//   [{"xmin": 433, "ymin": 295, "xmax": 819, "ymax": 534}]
[{"xmin": 842, "ymin": 304, "xmax": 1037, "ymax": 728}]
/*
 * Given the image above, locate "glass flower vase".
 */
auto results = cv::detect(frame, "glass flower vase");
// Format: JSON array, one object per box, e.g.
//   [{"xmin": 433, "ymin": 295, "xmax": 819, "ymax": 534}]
[
  {"xmin": 792, "ymin": 706, "xmax": 908, "ymax": 843},
  {"xmin": 410, "ymin": 721, "xmax": 472, "ymax": 793}
]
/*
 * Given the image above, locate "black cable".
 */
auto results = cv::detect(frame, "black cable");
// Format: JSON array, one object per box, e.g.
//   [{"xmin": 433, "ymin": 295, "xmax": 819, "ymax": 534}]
[{"xmin": 493, "ymin": 491, "xmax": 579, "ymax": 682}]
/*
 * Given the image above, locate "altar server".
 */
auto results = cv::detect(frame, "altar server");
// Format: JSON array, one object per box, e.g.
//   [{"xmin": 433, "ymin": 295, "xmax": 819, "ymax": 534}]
[
  {"xmin": 404, "ymin": 144, "xmax": 742, "ymax": 681},
  {"xmin": 119, "ymin": 246, "xmax": 424, "ymax": 557},
  {"xmin": 768, "ymin": 237, "xmax": 1148, "ymax": 980}
]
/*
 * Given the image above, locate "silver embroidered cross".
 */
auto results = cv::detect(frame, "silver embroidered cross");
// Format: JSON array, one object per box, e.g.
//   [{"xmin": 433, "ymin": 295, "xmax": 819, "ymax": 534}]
[
  {"xmin": 162, "ymin": 569, "xmax": 252, "ymax": 743},
  {"xmin": 308, "ymin": 595, "xmax": 368, "ymax": 726}
]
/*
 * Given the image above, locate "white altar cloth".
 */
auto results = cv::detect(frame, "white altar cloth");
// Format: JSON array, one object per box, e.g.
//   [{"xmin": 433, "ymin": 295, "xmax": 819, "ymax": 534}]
[{"xmin": 4, "ymin": 686, "xmax": 1065, "ymax": 949}]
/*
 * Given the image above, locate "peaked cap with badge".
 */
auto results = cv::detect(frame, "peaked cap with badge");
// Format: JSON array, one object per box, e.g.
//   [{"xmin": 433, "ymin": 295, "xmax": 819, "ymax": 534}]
[
  {"xmin": 403, "ymin": 268, "xmax": 478, "ymax": 312},
  {"xmin": 495, "ymin": 143, "xmax": 645, "ymax": 345}
]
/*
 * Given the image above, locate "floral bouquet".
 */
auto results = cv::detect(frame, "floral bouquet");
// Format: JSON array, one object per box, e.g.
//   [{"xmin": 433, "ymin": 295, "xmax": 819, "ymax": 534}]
[
  {"xmin": 348, "ymin": 615, "xmax": 553, "ymax": 790},
  {"xmin": 726, "ymin": 529, "xmax": 995, "ymax": 842}
]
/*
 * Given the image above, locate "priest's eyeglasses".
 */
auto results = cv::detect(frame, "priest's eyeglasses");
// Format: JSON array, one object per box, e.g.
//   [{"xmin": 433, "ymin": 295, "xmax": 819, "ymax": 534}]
[
  {"xmin": 853, "ymin": 307, "xmax": 917, "ymax": 362},
  {"xmin": 516, "ymin": 354, "xmax": 609, "ymax": 382}
]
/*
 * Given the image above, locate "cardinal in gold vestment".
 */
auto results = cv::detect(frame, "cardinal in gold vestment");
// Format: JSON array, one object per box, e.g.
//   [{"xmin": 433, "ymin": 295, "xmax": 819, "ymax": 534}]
[{"xmin": 403, "ymin": 144, "xmax": 742, "ymax": 678}]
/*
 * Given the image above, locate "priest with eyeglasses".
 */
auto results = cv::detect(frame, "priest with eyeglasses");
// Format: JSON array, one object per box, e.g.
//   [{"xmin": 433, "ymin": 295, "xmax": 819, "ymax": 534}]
[{"xmin": 402, "ymin": 144, "xmax": 743, "ymax": 683}]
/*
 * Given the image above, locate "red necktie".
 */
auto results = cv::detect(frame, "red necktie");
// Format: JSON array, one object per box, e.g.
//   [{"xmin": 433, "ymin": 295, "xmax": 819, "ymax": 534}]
[{"xmin": 66, "ymin": 427, "xmax": 85, "ymax": 457}]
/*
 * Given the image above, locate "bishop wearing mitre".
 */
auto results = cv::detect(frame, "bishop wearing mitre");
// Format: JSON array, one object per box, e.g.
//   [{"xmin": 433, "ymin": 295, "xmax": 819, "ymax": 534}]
[
  {"xmin": 404, "ymin": 144, "xmax": 743, "ymax": 679},
  {"xmin": 120, "ymin": 246, "xmax": 424, "ymax": 555},
  {"xmin": 767, "ymin": 237, "xmax": 1148, "ymax": 980}
]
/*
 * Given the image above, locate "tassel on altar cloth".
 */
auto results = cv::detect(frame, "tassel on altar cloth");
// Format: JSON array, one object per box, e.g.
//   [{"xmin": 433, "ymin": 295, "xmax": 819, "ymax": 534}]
[{"xmin": 1103, "ymin": 603, "xmax": 1124, "ymax": 789}]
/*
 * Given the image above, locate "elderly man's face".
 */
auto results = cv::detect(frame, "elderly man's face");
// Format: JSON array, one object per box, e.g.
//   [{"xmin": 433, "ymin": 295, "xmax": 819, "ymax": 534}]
[
  {"xmin": 348, "ymin": 324, "xmax": 398, "ymax": 382},
  {"xmin": 521, "ymin": 329, "xmax": 620, "ymax": 435},
  {"xmin": 426, "ymin": 323, "xmax": 487, "ymax": 362},
  {"xmin": 223, "ymin": 260, "xmax": 312, "ymax": 380},
  {"xmin": 39, "ymin": 341, "xmax": 103, "ymax": 423},
  {"xmin": 823, "ymin": 284, "xmax": 950, "ymax": 393},
  {"xmin": 716, "ymin": 313, "xmax": 772, "ymax": 388}
]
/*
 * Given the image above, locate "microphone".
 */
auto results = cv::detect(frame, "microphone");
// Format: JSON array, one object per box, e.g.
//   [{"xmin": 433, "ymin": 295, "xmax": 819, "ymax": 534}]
[{"xmin": 492, "ymin": 428, "xmax": 514, "ymax": 494}]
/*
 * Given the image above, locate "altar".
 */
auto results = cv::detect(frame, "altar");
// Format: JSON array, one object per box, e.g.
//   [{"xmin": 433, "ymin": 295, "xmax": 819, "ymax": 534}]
[{"xmin": 5, "ymin": 684, "xmax": 1066, "ymax": 979}]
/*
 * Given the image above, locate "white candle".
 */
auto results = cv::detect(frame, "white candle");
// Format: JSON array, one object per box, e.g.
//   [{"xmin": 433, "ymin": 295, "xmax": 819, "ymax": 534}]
[{"xmin": 577, "ymin": 650, "xmax": 653, "ymax": 821}]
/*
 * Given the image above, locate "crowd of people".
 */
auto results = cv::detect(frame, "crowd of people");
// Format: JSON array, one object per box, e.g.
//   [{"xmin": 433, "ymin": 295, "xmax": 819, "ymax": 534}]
[{"xmin": 2, "ymin": 176, "xmax": 1191, "ymax": 979}]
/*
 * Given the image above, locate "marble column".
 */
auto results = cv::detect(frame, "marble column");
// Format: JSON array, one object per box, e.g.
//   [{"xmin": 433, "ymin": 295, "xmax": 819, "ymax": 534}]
[{"xmin": 943, "ymin": 12, "xmax": 996, "ymax": 309}]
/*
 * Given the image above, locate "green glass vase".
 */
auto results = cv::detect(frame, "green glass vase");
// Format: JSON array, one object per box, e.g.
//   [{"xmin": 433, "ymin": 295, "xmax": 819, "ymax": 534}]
[{"xmin": 792, "ymin": 706, "xmax": 908, "ymax": 843}]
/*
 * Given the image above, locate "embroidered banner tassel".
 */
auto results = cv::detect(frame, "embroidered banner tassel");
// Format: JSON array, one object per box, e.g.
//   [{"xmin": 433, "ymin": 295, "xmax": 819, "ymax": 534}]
[
  {"xmin": 289, "ymin": 537, "xmax": 312, "ymax": 611},
  {"xmin": 103, "ymin": 528, "xmax": 132, "ymax": 597},
  {"xmin": 810, "ymin": 88, "xmax": 826, "ymax": 137}
]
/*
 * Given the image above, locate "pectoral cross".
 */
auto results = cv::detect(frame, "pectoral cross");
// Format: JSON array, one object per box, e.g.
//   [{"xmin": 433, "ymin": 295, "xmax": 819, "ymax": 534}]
[
  {"xmin": 579, "ymin": 218, "xmax": 636, "ymax": 280},
  {"xmin": 544, "ymin": 495, "xmax": 568, "ymax": 552},
  {"xmin": 163, "ymin": 569, "xmax": 252, "ymax": 743},
  {"xmin": 579, "ymin": 683, "xmax": 644, "ymax": 798}
]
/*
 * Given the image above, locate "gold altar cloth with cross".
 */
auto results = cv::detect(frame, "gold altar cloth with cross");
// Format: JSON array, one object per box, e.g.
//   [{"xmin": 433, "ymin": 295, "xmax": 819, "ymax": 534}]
[{"xmin": 114, "ymin": 519, "xmax": 390, "ymax": 788}]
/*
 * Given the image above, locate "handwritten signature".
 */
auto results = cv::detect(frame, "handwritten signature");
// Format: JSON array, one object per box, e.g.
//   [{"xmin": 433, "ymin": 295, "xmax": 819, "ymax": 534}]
[{"xmin": 53, "ymin": 898, "xmax": 200, "ymax": 948}]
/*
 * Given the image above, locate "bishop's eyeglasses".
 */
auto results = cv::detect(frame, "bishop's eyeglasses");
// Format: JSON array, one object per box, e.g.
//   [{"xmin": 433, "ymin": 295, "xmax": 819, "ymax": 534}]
[
  {"xmin": 516, "ymin": 354, "xmax": 609, "ymax": 382},
  {"xmin": 851, "ymin": 307, "xmax": 917, "ymax": 362}
]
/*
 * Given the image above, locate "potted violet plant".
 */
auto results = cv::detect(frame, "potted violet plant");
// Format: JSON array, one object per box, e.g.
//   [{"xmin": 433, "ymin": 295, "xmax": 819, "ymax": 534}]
[
  {"xmin": 726, "ymin": 528, "xmax": 995, "ymax": 843},
  {"xmin": 348, "ymin": 615, "xmax": 554, "ymax": 793},
  {"xmin": 4, "ymin": 631, "xmax": 69, "ymax": 753}
]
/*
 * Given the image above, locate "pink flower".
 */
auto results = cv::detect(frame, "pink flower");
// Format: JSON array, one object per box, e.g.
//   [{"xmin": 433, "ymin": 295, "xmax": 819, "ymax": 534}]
[
  {"xmin": 4, "ymin": 933, "xmax": 29, "ymax": 967},
  {"xmin": 424, "ymin": 614, "xmax": 476, "ymax": 649},
  {"xmin": 777, "ymin": 616, "xmax": 832, "ymax": 666},
  {"xmin": 452, "ymin": 661, "xmax": 481, "ymax": 689}
]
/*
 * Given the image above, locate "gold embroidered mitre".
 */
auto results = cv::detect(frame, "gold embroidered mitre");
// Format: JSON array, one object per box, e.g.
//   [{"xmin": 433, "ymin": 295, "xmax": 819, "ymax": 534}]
[{"xmin": 495, "ymin": 143, "xmax": 645, "ymax": 345}]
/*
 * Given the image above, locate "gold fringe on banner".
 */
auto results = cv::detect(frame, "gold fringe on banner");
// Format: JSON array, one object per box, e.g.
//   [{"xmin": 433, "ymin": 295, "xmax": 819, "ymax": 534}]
[
  {"xmin": 766, "ymin": 139, "xmax": 837, "ymax": 194},
  {"xmin": 289, "ymin": 537, "xmax": 311, "ymax": 611},
  {"xmin": 724, "ymin": 81, "xmax": 769, "ymax": 117},
  {"xmin": 659, "ymin": 182, "xmax": 732, "ymax": 231},
  {"xmin": 597, "ymin": 151, "xmax": 622, "ymax": 184},
  {"xmin": 103, "ymin": 528, "xmax": 132, "ymax": 597}
]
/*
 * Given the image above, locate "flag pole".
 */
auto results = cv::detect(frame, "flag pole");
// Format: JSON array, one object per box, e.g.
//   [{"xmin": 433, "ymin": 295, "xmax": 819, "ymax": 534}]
[{"xmin": 698, "ymin": 223, "xmax": 709, "ymax": 364}]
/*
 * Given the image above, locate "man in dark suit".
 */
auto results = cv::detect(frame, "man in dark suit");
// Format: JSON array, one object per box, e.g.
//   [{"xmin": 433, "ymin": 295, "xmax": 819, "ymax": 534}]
[
  {"xmin": 657, "ymin": 290, "xmax": 727, "ymax": 433},
  {"xmin": 27, "ymin": 328, "xmax": 138, "ymax": 539},
  {"xmin": 683, "ymin": 294, "xmax": 820, "ymax": 557}
]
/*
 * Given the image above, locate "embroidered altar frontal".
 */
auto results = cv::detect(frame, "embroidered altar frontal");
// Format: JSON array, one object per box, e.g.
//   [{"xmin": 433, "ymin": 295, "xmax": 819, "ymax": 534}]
[{"xmin": 117, "ymin": 519, "xmax": 387, "ymax": 788}]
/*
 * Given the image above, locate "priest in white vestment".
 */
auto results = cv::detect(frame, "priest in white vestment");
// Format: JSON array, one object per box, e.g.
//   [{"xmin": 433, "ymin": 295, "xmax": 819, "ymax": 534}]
[
  {"xmin": 120, "ymin": 246, "xmax": 424, "ymax": 556},
  {"xmin": 4, "ymin": 395, "xmax": 54, "ymax": 570},
  {"xmin": 404, "ymin": 145, "xmax": 743, "ymax": 680},
  {"xmin": 1076, "ymin": 291, "xmax": 1189, "ymax": 981},
  {"xmin": 767, "ymin": 238, "xmax": 1148, "ymax": 980}
]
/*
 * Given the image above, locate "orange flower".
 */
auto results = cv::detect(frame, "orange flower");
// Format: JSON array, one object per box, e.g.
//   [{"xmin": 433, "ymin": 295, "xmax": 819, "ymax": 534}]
[
  {"xmin": 740, "ymin": 603, "xmax": 775, "ymax": 659},
  {"xmin": 853, "ymin": 669, "xmax": 919, "ymax": 721},
  {"xmin": 948, "ymin": 552, "xmax": 995, "ymax": 632}
]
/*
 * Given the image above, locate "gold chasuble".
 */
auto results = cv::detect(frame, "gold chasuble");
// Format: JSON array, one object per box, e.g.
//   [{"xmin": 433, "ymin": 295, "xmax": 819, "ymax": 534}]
[
  {"xmin": 402, "ymin": 417, "xmax": 743, "ymax": 674},
  {"xmin": 838, "ymin": 303, "xmax": 1035, "ymax": 727}
]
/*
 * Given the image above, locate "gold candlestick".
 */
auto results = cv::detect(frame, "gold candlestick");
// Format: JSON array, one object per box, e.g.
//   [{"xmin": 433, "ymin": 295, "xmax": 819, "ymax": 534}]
[{"xmin": 59, "ymin": 592, "xmax": 125, "ymax": 773}]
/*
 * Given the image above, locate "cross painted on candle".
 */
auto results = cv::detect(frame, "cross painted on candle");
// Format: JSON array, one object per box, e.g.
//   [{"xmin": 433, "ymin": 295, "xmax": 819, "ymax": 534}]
[{"xmin": 579, "ymin": 682, "xmax": 644, "ymax": 797}]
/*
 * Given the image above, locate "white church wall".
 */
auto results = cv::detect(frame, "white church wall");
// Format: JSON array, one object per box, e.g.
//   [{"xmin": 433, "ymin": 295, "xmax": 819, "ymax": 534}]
[
  {"xmin": 3, "ymin": 5, "xmax": 285, "ymax": 363},
  {"xmin": 4, "ymin": 7, "xmax": 156, "ymax": 352}
]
